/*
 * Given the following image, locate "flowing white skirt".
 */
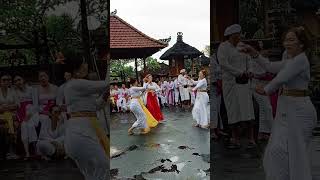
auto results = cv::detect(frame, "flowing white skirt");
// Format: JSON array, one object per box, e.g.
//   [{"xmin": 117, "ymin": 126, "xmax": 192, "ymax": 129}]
[
  {"xmin": 192, "ymin": 92, "xmax": 210, "ymax": 127},
  {"xmin": 263, "ymin": 96, "xmax": 317, "ymax": 180},
  {"xmin": 64, "ymin": 118, "xmax": 109, "ymax": 180},
  {"xmin": 130, "ymin": 99, "xmax": 148, "ymax": 129}
]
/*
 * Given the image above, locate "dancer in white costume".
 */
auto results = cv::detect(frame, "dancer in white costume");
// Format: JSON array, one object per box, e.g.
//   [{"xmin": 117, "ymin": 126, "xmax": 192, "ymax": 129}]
[
  {"xmin": 242, "ymin": 26, "xmax": 317, "ymax": 180},
  {"xmin": 0, "ymin": 73, "xmax": 19, "ymax": 159},
  {"xmin": 173, "ymin": 77, "xmax": 180, "ymax": 105},
  {"xmin": 37, "ymin": 105, "xmax": 65, "ymax": 160},
  {"xmin": 117, "ymin": 84, "xmax": 128, "ymax": 113},
  {"xmin": 35, "ymin": 71, "xmax": 58, "ymax": 126},
  {"xmin": 63, "ymin": 56, "xmax": 109, "ymax": 180},
  {"xmin": 189, "ymin": 70, "xmax": 210, "ymax": 129},
  {"xmin": 13, "ymin": 75, "xmax": 38, "ymax": 159},
  {"xmin": 127, "ymin": 79, "xmax": 148, "ymax": 135},
  {"xmin": 167, "ymin": 78, "xmax": 175, "ymax": 106}
]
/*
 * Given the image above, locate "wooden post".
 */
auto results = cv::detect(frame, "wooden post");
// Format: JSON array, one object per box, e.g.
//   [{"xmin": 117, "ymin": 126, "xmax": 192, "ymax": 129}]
[
  {"xmin": 135, "ymin": 58, "xmax": 138, "ymax": 81},
  {"xmin": 80, "ymin": 0, "xmax": 92, "ymax": 69},
  {"xmin": 143, "ymin": 57, "xmax": 146, "ymax": 73}
]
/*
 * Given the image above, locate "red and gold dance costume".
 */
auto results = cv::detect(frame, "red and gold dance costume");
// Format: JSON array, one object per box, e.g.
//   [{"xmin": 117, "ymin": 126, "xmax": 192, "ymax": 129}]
[
  {"xmin": 145, "ymin": 89, "xmax": 164, "ymax": 122},
  {"xmin": 137, "ymin": 98, "xmax": 158, "ymax": 133}
]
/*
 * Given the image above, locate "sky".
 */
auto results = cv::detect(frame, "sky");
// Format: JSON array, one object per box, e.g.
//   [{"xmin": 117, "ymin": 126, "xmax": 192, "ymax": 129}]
[{"xmin": 111, "ymin": 0, "xmax": 210, "ymax": 61}]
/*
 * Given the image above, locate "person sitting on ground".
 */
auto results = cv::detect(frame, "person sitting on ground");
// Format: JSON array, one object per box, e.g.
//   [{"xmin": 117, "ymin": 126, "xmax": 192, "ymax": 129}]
[{"xmin": 37, "ymin": 105, "xmax": 65, "ymax": 160}]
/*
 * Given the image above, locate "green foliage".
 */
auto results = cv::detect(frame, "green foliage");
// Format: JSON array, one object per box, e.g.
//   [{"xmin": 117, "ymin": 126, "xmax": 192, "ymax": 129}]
[
  {"xmin": 110, "ymin": 59, "xmax": 135, "ymax": 81},
  {"xmin": 239, "ymin": 0, "xmax": 264, "ymax": 39},
  {"xmin": 45, "ymin": 14, "xmax": 81, "ymax": 54},
  {"xmin": 145, "ymin": 57, "xmax": 160, "ymax": 72},
  {"xmin": 87, "ymin": 0, "xmax": 109, "ymax": 22}
]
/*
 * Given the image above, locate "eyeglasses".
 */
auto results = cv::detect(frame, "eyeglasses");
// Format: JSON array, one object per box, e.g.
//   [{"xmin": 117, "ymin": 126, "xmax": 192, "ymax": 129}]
[{"xmin": 1, "ymin": 78, "xmax": 9, "ymax": 81}]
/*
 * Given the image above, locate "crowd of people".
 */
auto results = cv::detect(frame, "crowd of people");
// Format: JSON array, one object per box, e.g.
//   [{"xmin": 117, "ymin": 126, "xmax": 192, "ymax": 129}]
[
  {"xmin": 0, "ymin": 71, "xmax": 66, "ymax": 161},
  {"xmin": 110, "ymin": 69, "xmax": 211, "ymax": 134},
  {"xmin": 212, "ymin": 24, "xmax": 317, "ymax": 180},
  {"xmin": 0, "ymin": 55, "xmax": 109, "ymax": 180}
]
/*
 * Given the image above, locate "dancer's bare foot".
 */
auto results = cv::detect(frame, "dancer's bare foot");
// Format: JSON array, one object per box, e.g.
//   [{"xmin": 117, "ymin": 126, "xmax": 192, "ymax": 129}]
[
  {"xmin": 201, "ymin": 125, "xmax": 210, "ymax": 129},
  {"xmin": 193, "ymin": 123, "xmax": 200, "ymax": 127},
  {"xmin": 128, "ymin": 128, "xmax": 134, "ymax": 135},
  {"xmin": 140, "ymin": 128, "xmax": 150, "ymax": 134}
]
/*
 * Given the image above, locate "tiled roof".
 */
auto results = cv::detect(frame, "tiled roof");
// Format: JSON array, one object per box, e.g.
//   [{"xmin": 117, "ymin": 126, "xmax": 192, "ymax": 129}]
[
  {"xmin": 110, "ymin": 15, "xmax": 167, "ymax": 49},
  {"xmin": 160, "ymin": 33, "xmax": 202, "ymax": 60}
]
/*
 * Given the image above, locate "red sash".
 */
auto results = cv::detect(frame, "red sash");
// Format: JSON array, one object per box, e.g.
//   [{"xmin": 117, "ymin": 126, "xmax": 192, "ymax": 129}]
[
  {"xmin": 114, "ymin": 94, "xmax": 119, "ymax": 101},
  {"xmin": 16, "ymin": 100, "xmax": 32, "ymax": 122},
  {"xmin": 40, "ymin": 99, "xmax": 56, "ymax": 115},
  {"xmin": 269, "ymin": 91, "xmax": 279, "ymax": 118}
]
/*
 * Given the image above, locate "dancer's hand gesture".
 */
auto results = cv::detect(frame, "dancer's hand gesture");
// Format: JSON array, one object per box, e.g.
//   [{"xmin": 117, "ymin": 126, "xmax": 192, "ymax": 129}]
[{"xmin": 239, "ymin": 44, "xmax": 259, "ymax": 58}]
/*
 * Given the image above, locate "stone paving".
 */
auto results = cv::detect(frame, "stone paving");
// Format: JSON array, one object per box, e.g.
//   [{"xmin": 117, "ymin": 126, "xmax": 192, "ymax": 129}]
[{"xmin": 110, "ymin": 108, "xmax": 210, "ymax": 180}]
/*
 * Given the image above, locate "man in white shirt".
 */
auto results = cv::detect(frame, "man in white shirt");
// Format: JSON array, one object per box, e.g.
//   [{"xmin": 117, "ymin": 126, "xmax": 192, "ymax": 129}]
[
  {"xmin": 178, "ymin": 69, "xmax": 190, "ymax": 110},
  {"xmin": 217, "ymin": 24, "xmax": 255, "ymax": 149}
]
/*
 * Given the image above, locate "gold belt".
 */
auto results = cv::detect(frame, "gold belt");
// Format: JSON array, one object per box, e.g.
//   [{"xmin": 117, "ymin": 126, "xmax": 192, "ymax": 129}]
[
  {"xmin": 280, "ymin": 89, "xmax": 309, "ymax": 97},
  {"xmin": 197, "ymin": 90, "xmax": 207, "ymax": 92},
  {"xmin": 132, "ymin": 96, "xmax": 141, "ymax": 99},
  {"xmin": 70, "ymin": 112, "xmax": 97, "ymax": 118}
]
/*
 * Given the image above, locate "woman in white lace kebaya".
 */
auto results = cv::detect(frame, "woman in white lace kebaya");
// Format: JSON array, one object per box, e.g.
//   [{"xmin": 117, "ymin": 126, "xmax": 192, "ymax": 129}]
[
  {"xmin": 189, "ymin": 70, "xmax": 210, "ymax": 129},
  {"xmin": 242, "ymin": 26, "xmax": 317, "ymax": 180},
  {"xmin": 127, "ymin": 79, "xmax": 158, "ymax": 135},
  {"xmin": 63, "ymin": 55, "xmax": 109, "ymax": 180}
]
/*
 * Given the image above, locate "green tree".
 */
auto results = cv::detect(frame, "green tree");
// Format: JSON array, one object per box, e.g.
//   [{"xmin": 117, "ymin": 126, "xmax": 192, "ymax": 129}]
[
  {"xmin": 110, "ymin": 59, "xmax": 134, "ymax": 82},
  {"xmin": 145, "ymin": 57, "xmax": 161, "ymax": 72},
  {"xmin": 0, "ymin": 0, "xmax": 109, "ymax": 65},
  {"xmin": 45, "ymin": 14, "xmax": 81, "ymax": 55}
]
